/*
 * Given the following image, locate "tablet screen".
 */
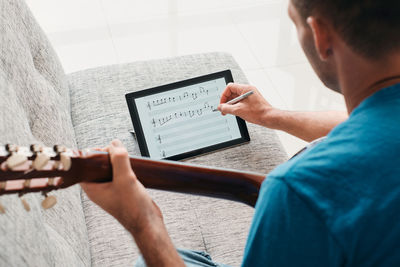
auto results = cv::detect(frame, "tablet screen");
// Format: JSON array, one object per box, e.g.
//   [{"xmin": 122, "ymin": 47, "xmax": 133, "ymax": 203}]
[{"xmin": 126, "ymin": 70, "xmax": 250, "ymax": 160}]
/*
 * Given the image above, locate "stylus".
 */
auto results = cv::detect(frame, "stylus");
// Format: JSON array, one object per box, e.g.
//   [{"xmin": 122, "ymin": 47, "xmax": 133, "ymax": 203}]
[{"xmin": 213, "ymin": 91, "xmax": 254, "ymax": 112}]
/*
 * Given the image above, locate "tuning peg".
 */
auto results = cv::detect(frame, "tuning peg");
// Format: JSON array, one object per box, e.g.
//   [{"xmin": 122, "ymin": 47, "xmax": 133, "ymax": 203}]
[
  {"xmin": 60, "ymin": 153, "xmax": 71, "ymax": 171},
  {"xmin": 54, "ymin": 145, "xmax": 66, "ymax": 153},
  {"xmin": 41, "ymin": 193, "xmax": 57, "ymax": 210},
  {"xmin": 6, "ymin": 153, "xmax": 28, "ymax": 170},
  {"xmin": 32, "ymin": 153, "xmax": 50, "ymax": 171},
  {"xmin": 0, "ymin": 182, "xmax": 6, "ymax": 214},
  {"xmin": 5, "ymin": 144, "xmax": 18, "ymax": 153},
  {"xmin": 20, "ymin": 198, "xmax": 30, "ymax": 212},
  {"xmin": 0, "ymin": 202, "xmax": 5, "ymax": 214},
  {"xmin": 41, "ymin": 179, "xmax": 57, "ymax": 210},
  {"xmin": 30, "ymin": 144, "xmax": 42, "ymax": 153},
  {"xmin": 18, "ymin": 180, "xmax": 31, "ymax": 212}
]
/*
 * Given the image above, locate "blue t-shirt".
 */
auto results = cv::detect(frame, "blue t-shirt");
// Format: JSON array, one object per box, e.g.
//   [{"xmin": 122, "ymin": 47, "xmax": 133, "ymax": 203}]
[{"xmin": 242, "ymin": 83, "xmax": 400, "ymax": 267}]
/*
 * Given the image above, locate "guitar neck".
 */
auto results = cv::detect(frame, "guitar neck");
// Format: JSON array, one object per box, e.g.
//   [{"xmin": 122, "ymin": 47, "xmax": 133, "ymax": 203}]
[
  {"xmin": 130, "ymin": 157, "xmax": 265, "ymax": 207},
  {"xmin": 76, "ymin": 153, "xmax": 265, "ymax": 207}
]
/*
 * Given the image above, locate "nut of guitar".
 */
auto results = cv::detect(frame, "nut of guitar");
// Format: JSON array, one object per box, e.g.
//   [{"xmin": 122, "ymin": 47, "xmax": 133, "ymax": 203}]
[
  {"xmin": 32, "ymin": 153, "xmax": 50, "ymax": 171},
  {"xmin": 6, "ymin": 154, "xmax": 28, "ymax": 170}
]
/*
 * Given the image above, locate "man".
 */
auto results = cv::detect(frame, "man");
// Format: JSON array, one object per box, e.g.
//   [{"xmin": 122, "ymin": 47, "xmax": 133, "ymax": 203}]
[{"xmin": 81, "ymin": 0, "xmax": 400, "ymax": 266}]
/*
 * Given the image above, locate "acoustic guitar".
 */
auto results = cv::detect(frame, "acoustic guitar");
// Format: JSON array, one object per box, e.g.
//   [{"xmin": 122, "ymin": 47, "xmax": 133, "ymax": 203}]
[{"xmin": 0, "ymin": 144, "xmax": 266, "ymax": 213}]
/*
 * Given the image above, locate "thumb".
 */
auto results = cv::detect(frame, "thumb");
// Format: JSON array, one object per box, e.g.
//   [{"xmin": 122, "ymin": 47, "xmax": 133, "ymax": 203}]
[
  {"xmin": 218, "ymin": 103, "xmax": 237, "ymax": 116},
  {"xmin": 109, "ymin": 139, "xmax": 136, "ymax": 182}
]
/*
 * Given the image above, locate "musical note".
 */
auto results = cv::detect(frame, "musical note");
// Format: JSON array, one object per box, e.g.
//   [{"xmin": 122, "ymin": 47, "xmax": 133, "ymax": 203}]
[
  {"xmin": 199, "ymin": 86, "xmax": 208, "ymax": 95},
  {"xmin": 158, "ymin": 114, "xmax": 173, "ymax": 126}
]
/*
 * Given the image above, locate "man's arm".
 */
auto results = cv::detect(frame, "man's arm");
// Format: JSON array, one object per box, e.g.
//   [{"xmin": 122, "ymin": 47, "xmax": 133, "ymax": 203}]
[
  {"xmin": 218, "ymin": 83, "xmax": 348, "ymax": 142},
  {"xmin": 81, "ymin": 140, "xmax": 184, "ymax": 267}
]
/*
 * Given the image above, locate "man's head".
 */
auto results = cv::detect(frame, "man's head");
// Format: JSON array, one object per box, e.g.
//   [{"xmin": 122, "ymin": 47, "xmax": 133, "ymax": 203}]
[{"xmin": 289, "ymin": 0, "xmax": 400, "ymax": 93}]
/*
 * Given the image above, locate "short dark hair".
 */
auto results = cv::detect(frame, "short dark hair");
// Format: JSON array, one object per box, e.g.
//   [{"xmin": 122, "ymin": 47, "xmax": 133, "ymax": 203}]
[{"xmin": 292, "ymin": 0, "xmax": 400, "ymax": 59}]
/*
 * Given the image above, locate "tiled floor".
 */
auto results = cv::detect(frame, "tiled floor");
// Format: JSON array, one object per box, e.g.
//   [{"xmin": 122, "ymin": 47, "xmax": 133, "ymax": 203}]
[{"xmin": 26, "ymin": 0, "xmax": 346, "ymax": 156}]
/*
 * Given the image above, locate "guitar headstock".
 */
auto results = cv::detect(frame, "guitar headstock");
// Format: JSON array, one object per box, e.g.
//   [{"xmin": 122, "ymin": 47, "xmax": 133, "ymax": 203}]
[{"xmin": 0, "ymin": 144, "xmax": 112, "ymax": 213}]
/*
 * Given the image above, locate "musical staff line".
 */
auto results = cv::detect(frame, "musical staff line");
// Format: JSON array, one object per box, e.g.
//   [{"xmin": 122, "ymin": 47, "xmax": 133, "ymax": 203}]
[
  {"xmin": 160, "ymin": 134, "xmax": 232, "ymax": 158},
  {"xmin": 152, "ymin": 101, "xmax": 217, "ymax": 128},
  {"xmin": 156, "ymin": 124, "xmax": 230, "ymax": 147},
  {"xmin": 154, "ymin": 118, "xmax": 228, "ymax": 137},
  {"xmin": 152, "ymin": 112, "xmax": 222, "ymax": 133}
]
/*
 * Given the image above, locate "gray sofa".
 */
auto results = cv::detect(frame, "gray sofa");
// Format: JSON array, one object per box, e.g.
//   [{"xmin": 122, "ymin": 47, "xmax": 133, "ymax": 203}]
[{"xmin": 0, "ymin": 0, "xmax": 287, "ymax": 266}]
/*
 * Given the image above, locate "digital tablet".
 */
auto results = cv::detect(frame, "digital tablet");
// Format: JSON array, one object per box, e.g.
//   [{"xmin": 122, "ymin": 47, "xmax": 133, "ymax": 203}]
[{"xmin": 125, "ymin": 70, "xmax": 250, "ymax": 160}]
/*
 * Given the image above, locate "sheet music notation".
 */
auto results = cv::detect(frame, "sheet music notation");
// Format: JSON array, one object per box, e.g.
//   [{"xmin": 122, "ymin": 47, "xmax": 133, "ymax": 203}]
[{"xmin": 135, "ymin": 78, "xmax": 242, "ymax": 159}]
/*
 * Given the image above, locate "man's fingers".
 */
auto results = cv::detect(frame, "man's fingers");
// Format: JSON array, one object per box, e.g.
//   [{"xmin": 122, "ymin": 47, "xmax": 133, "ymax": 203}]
[
  {"xmin": 111, "ymin": 139, "xmax": 124, "ymax": 147},
  {"xmin": 80, "ymin": 181, "xmax": 111, "ymax": 194},
  {"xmin": 218, "ymin": 103, "xmax": 238, "ymax": 116},
  {"xmin": 220, "ymin": 83, "xmax": 234, "ymax": 104},
  {"xmin": 93, "ymin": 147, "xmax": 107, "ymax": 152},
  {"xmin": 109, "ymin": 139, "xmax": 136, "ymax": 182},
  {"xmin": 220, "ymin": 83, "xmax": 253, "ymax": 104}
]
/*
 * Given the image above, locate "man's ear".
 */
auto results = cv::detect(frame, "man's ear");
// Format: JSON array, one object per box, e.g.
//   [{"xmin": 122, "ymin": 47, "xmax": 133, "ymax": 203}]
[{"xmin": 307, "ymin": 16, "xmax": 333, "ymax": 61}]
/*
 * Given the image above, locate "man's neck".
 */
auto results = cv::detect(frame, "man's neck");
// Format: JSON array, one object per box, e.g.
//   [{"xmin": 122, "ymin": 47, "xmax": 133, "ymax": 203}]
[{"xmin": 337, "ymin": 51, "xmax": 400, "ymax": 113}]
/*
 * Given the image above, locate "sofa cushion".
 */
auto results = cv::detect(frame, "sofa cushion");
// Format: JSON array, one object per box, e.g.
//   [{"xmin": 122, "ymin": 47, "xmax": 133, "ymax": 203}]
[
  {"xmin": 0, "ymin": 0, "xmax": 90, "ymax": 266},
  {"xmin": 68, "ymin": 52, "xmax": 287, "ymax": 266}
]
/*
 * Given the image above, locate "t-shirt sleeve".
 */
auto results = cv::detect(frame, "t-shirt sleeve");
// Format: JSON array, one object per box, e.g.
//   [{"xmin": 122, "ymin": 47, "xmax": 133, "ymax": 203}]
[{"xmin": 242, "ymin": 177, "xmax": 344, "ymax": 267}]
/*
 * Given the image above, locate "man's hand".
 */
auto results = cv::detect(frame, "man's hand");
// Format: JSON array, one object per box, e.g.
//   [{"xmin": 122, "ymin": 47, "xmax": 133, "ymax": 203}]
[
  {"xmin": 217, "ymin": 83, "xmax": 348, "ymax": 142},
  {"xmin": 81, "ymin": 139, "xmax": 162, "ymax": 233},
  {"xmin": 81, "ymin": 140, "xmax": 184, "ymax": 267},
  {"xmin": 218, "ymin": 83, "xmax": 279, "ymax": 128}
]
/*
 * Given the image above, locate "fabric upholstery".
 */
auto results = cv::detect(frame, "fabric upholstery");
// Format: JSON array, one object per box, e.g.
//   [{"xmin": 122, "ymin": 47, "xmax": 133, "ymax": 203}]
[
  {"xmin": 0, "ymin": 0, "xmax": 90, "ymax": 266},
  {"xmin": 0, "ymin": 0, "xmax": 288, "ymax": 265},
  {"xmin": 68, "ymin": 53, "xmax": 287, "ymax": 266}
]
